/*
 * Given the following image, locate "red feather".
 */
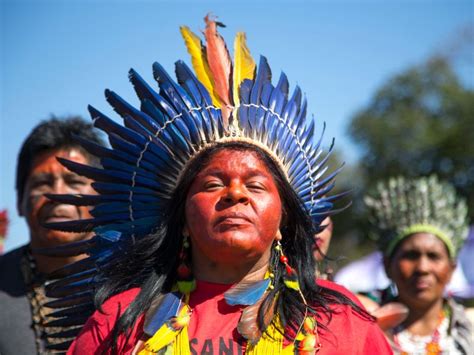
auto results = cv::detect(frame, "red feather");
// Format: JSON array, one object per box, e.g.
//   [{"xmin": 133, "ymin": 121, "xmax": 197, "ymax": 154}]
[{"xmin": 204, "ymin": 14, "xmax": 232, "ymax": 126}]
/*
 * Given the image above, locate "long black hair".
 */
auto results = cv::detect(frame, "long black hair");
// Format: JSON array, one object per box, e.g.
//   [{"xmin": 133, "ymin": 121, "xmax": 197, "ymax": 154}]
[{"xmin": 96, "ymin": 141, "xmax": 369, "ymax": 352}]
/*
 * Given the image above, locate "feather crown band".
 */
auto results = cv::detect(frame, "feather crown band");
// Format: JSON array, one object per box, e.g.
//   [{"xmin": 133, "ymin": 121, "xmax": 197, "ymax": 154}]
[
  {"xmin": 364, "ymin": 175, "xmax": 469, "ymax": 258},
  {"xmin": 45, "ymin": 15, "xmax": 341, "ymax": 239}
]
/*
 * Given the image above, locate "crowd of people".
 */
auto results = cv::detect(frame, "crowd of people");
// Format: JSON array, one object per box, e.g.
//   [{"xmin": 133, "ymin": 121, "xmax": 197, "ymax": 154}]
[{"xmin": 0, "ymin": 16, "xmax": 472, "ymax": 355}]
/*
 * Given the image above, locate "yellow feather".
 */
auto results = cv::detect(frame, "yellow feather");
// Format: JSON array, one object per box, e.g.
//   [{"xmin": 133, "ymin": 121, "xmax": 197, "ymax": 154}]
[
  {"xmin": 179, "ymin": 26, "xmax": 221, "ymax": 107},
  {"xmin": 140, "ymin": 305, "xmax": 190, "ymax": 353},
  {"xmin": 233, "ymin": 32, "xmax": 256, "ymax": 107},
  {"xmin": 283, "ymin": 279, "xmax": 300, "ymax": 291}
]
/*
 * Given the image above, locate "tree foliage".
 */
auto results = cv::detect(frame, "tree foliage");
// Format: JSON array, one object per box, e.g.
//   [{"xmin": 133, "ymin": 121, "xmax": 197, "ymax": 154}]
[{"xmin": 349, "ymin": 56, "xmax": 474, "ymax": 220}]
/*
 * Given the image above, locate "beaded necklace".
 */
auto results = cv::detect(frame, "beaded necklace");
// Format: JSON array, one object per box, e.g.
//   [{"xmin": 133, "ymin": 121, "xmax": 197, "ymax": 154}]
[{"xmin": 394, "ymin": 308, "xmax": 447, "ymax": 355}]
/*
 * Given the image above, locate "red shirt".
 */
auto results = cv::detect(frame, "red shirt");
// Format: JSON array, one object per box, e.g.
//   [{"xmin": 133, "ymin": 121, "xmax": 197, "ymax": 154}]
[{"xmin": 68, "ymin": 280, "xmax": 392, "ymax": 354}]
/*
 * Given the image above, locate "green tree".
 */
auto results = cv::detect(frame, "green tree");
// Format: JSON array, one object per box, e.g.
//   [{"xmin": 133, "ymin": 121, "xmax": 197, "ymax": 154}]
[{"xmin": 349, "ymin": 56, "xmax": 474, "ymax": 221}]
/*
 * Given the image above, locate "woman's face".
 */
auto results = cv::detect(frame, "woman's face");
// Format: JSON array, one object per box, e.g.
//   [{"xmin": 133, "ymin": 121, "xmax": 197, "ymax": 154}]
[
  {"xmin": 387, "ymin": 232, "xmax": 455, "ymax": 308},
  {"xmin": 185, "ymin": 149, "xmax": 282, "ymax": 265}
]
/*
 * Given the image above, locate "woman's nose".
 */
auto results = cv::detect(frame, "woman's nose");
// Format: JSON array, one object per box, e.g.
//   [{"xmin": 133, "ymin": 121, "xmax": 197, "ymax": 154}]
[
  {"xmin": 223, "ymin": 182, "xmax": 249, "ymax": 204},
  {"xmin": 415, "ymin": 255, "xmax": 431, "ymax": 273}
]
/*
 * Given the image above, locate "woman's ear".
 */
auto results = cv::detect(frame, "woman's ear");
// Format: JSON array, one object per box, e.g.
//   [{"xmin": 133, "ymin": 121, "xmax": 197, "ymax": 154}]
[{"xmin": 275, "ymin": 229, "xmax": 282, "ymax": 241}]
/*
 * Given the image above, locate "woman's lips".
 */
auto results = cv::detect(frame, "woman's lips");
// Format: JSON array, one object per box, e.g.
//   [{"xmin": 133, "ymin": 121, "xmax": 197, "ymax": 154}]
[
  {"xmin": 215, "ymin": 213, "xmax": 251, "ymax": 225},
  {"xmin": 214, "ymin": 214, "xmax": 252, "ymax": 231},
  {"xmin": 413, "ymin": 278, "xmax": 432, "ymax": 290}
]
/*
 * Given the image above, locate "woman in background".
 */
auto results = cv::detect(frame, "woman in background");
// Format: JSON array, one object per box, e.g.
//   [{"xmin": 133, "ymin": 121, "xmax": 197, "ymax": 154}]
[{"xmin": 365, "ymin": 175, "xmax": 472, "ymax": 354}]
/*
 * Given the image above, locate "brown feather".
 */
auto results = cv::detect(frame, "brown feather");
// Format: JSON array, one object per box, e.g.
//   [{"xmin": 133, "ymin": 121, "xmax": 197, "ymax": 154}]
[{"xmin": 237, "ymin": 292, "xmax": 277, "ymax": 345}]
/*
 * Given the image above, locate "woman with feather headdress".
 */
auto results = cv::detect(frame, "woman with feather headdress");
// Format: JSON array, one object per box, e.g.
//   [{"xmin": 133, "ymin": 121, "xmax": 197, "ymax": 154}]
[
  {"xmin": 44, "ymin": 16, "xmax": 392, "ymax": 354},
  {"xmin": 364, "ymin": 175, "xmax": 473, "ymax": 354}
]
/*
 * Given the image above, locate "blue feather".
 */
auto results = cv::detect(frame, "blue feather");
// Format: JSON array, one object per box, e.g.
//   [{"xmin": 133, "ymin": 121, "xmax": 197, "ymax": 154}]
[
  {"xmin": 58, "ymin": 158, "xmax": 131, "ymax": 184},
  {"xmin": 175, "ymin": 60, "xmax": 213, "ymax": 107},
  {"xmin": 144, "ymin": 292, "xmax": 182, "ymax": 336},
  {"xmin": 89, "ymin": 106, "xmax": 147, "ymax": 148},
  {"xmin": 128, "ymin": 68, "xmax": 162, "ymax": 106},
  {"xmin": 108, "ymin": 133, "xmax": 141, "ymax": 157},
  {"xmin": 71, "ymin": 134, "xmax": 136, "ymax": 166},
  {"xmin": 275, "ymin": 72, "xmax": 289, "ymax": 99},
  {"xmin": 224, "ymin": 278, "xmax": 270, "ymax": 306}
]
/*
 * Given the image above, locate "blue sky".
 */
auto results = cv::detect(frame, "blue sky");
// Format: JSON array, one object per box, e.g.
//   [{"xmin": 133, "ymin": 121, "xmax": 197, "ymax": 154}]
[{"xmin": 1, "ymin": 0, "xmax": 473, "ymax": 252}]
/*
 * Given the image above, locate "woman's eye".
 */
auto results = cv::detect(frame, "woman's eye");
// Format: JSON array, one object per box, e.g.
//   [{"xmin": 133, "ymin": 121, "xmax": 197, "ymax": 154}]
[
  {"xmin": 247, "ymin": 182, "xmax": 265, "ymax": 191},
  {"xmin": 427, "ymin": 252, "xmax": 442, "ymax": 261},
  {"xmin": 204, "ymin": 181, "xmax": 223, "ymax": 190}
]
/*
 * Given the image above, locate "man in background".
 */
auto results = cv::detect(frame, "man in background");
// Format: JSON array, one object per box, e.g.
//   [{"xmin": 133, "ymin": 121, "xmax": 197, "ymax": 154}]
[{"xmin": 0, "ymin": 116, "xmax": 104, "ymax": 354}]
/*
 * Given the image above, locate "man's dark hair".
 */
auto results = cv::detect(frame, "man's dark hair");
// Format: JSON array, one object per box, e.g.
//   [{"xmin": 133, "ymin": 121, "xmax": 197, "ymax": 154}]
[{"xmin": 16, "ymin": 115, "xmax": 105, "ymax": 206}]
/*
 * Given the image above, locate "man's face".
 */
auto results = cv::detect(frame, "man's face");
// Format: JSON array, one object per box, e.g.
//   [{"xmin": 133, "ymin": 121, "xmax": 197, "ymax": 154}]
[{"xmin": 19, "ymin": 148, "xmax": 95, "ymax": 248}]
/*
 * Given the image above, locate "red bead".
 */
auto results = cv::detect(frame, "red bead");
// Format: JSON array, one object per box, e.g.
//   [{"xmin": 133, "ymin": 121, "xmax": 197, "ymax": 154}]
[
  {"xmin": 177, "ymin": 264, "xmax": 191, "ymax": 278},
  {"xmin": 286, "ymin": 265, "xmax": 294, "ymax": 275},
  {"xmin": 280, "ymin": 255, "xmax": 288, "ymax": 263}
]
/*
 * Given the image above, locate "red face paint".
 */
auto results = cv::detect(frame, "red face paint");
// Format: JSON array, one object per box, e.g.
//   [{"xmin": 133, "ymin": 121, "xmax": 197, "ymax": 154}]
[
  {"xmin": 185, "ymin": 149, "xmax": 282, "ymax": 265},
  {"xmin": 19, "ymin": 148, "xmax": 96, "ymax": 248}
]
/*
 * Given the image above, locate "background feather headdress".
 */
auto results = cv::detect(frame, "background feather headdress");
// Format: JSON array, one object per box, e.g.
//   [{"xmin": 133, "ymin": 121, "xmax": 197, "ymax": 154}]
[{"xmin": 365, "ymin": 175, "xmax": 469, "ymax": 258}]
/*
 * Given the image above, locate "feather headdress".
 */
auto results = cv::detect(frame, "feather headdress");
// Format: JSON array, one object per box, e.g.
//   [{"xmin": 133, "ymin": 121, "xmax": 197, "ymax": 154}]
[
  {"xmin": 41, "ymin": 16, "xmax": 342, "ymax": 350},
  {"xmin": 365, "ymin": 175, "xmax": 469, "ymax": 258}
]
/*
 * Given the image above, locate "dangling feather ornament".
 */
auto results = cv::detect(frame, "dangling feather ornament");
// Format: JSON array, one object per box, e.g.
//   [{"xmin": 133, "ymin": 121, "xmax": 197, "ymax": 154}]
[
  {"xmin": 237, "ymin": 292, "xmax": 278, "ymax": 346},
  {"xmin": 224, "ymin": 278, "xmax": 270, "ymax": 306}
]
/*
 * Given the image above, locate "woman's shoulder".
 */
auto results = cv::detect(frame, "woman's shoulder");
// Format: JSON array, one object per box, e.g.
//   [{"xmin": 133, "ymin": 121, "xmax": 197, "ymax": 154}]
[
  {"xmin": 315, "ymin": 280, "xmax": 392, "ymax": 354},
  {"xmin": 316, "ymin": 279, "xmax": 365, "ymax": 308},
  {"xmin": 100, "ymin": 288, "xmax": 141, "ymax": 314},
  {"xmin": 67, "ymin": 288, "xmax": 142, "ymax": 354}
]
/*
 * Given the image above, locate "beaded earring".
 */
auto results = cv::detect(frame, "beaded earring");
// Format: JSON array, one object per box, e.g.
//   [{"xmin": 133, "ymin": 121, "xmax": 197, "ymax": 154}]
[
  {"xmin": 275, "ymin": 240, "xmax": 300, "ymax": 291},
  {"xmin": 275, "ymin": 240, "xmax": 322, "ymax": 352},
  {"xmin": 176, "ymin": 230, "xmax": 195, "ymax": 294}
]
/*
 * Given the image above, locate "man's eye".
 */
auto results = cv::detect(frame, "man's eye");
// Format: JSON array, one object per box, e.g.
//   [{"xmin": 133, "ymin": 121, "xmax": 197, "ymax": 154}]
[{"xmin": 30, "ymin": 180, "xmax": 50, "ymax": 188}]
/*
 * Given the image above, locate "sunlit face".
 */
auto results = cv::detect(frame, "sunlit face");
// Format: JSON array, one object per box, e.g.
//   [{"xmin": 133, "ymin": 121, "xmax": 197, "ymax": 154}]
[
  {"xmin": 18, "ymin": 148, "xmax": 96, "ymax": 248},
  {"xmin": 185, "ymin": 149, "xmax": 283, "ymax": 265},
  {"xmin": 387, "ymin": 232, "xmax": 455, "ymax": 308},
  {"xmin": 314, "ymin": 217, "xmax": 333, "ymax": 261}
]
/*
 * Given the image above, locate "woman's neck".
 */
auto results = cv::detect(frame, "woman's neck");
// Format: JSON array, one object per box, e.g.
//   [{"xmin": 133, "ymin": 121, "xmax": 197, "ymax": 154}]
[
  {"xmin": 402, "ymin": 297, "xmax": 445, "ymax": 336},
  {"xmin": 191, "ymin": 249, "xmax": 270, "ymax": 284}
]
